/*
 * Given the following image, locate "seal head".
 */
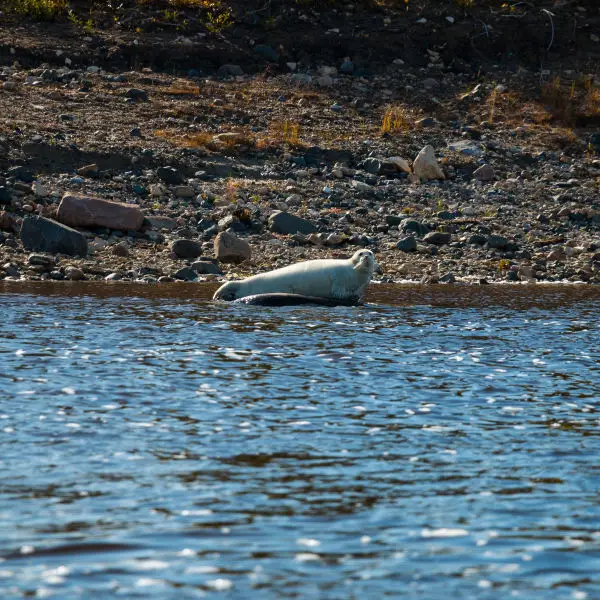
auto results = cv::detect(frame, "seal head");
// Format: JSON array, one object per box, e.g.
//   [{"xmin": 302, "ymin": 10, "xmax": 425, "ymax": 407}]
[{"xmin": 213, "ymin": 281, "xmax": 241, "ymax": 301}]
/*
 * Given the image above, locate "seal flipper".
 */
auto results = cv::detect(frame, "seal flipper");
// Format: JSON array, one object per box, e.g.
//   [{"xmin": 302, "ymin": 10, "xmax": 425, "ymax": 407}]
[{"xmin": 232, "ymin": 293, "xmax": 361, "ymax": 307}]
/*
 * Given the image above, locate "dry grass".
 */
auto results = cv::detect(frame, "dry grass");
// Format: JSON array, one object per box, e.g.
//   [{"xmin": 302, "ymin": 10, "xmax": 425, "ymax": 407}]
[{"xmin": 381, "ymin": 106, "xmax": 410, "ymax": 134}]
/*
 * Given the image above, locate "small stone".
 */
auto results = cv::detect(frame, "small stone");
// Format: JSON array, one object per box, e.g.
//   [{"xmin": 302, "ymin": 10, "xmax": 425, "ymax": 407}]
[
  {"xmin": 413, "ymin": 146, "xmax": 445, "ymax": 181},
  {"xmin": 214, "ymin": 231, "xmax": 251, "ymax": 264},
  {"xmin": 65, "ymin": 266, "xmax": 85, "ymax": 280},
  {"xmin": 415, "ymin": 117, "xmax": 436, "ymax": 128},
  {"xmin": 387, "ymin": 156, "xmax": 412, "ymax": 173},
  {"xmin": 473, "ymin": 164, "xmax": 496, "ymax": 182},
  {"xmin": 125, "ymin": 88, "xmax": 148, "ymax": 101},
  {"xmin": 486, "ymin": 234, "xmax": 509, "ymax": 250},
  {"xmin": 315, "ymin": 75, "xmax": 334, "ymax": 87},
  {"xmin": 112, "ymin": 241, "xmax": 130, "ymax": 257},
  {"xmin": 0, "ymin": 187, "xmax": 12, "ymax": 205},
  {"xmin": 423, "ymin": 231, "xmax": 451, "ymax": 245},
  {"xmin": 468, "ymin": 234, "xmax": 487, "ymax": 245},
  {"xmin": 2, "ymin": 81, "xmax": 17, "ymax": 92},
  {"xmin": 325, "ymin": 233, "xmax": 344, "ymax": 246},
  {"xmin": 157, "ymin": 166, "xmax": 183, "ymax": 185},
  {"xmin": 145, "ymin": 215, "xmax": 178, "ymax": 231},
  {"xmin": 217, "ymin": 64, "xmax": 244, "ymax": 77},
  {"xmin": 32, "ymin": 181, "xmax": 48, "ymax": 197},
  {"xmin": 27, "ymin": 253, "xmax": 55, "ymax": 267},
  {"xmin": 173, "ymin": 185, "xmax": 195, "ymax": 198},
  {"xmin": 191, "ymin": 260, "xmax": 222, "ymax": 275},
  {"xmin": 173, "ymin": 266, "xmax": 197, "ymax": 281},
  {"xmin": 105, "ymin": 272, "xmax": 121, "ymax": 281},
  {"xmin": 77, "ymin": 163, "xmax": 99, "ymax": 178},
  {"xmin": 171, "ymin": 239, "xmax": 203, "ymax": 259},
  {"xmin": 396, "ymin": 236, "xmax": 417, "ymax": 252},
  {"xmin": 8, "ymin": 166, "xmax": 34, "ymax": 183},
  {"xmin": 268, "ymin": 211, "xmax": 318, "ymax": 235},
  {"xmin": 439, "ymin": 272, "xmax": 456, "ymax": 283}
]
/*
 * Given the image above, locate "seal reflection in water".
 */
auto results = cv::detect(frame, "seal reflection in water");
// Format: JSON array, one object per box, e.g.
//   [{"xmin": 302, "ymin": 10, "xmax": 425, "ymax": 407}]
[{"xmin": 213, "ymin": 250, "xmax": 379, "ymax": 306}]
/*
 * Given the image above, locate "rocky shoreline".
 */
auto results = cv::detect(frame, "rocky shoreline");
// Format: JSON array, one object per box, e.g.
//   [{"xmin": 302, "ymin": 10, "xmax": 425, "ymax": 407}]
[{"xmin": 1, "ymin": 2, "xmax": 599, "ymax": 286}]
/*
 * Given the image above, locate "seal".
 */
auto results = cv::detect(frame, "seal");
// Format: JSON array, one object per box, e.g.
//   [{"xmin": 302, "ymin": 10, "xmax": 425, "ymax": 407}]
[
  {"xmin": 233, "ymin": 293, "xmax": 359, "ymax": 307},
  {"xmin": 213, "ymin": 249, "xmax": 378, "ymax": 303}
]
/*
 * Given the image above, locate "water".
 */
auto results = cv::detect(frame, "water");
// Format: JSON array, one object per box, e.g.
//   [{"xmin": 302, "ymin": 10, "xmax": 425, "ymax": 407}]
[{"xmin": 1, "ymin": 282, "xmax": 599, "ymax": 599}]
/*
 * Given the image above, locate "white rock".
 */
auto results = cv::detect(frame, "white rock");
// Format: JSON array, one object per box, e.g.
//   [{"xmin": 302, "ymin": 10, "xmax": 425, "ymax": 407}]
[
  {"xmin": 318, "ymin": 66, "xmax": 337, "ymax": 77},
  {"xmin": 32, "ymin": 181, "xmax": 49, "ymax": 197},
  {"xmin": 150, "ymin": 184, "xmax": 166, "ymax": 198},
  {"xmin": 413, "ymin": 146, "xmax": 445, "ymax": 182},
  {"xmin": 351, "ymin": 180, "xmax": 373, "ymax": 192},
  {"xmin": 315, "ymin": 75, "xmax": 333, "ymax": 88}
]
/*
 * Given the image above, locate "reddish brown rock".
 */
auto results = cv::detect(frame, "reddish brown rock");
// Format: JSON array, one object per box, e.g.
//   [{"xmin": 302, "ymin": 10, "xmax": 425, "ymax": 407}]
[
  {"xmin": 214, "ymin": 231, "xmax": 251, "ymax": 264},
  {"xmin": 57, "ymin": 193, "xmax": 144, "ymax": 231},
  {"xmin": 0, "ymin": 211, "xmax": 21, "ymax": 233}
]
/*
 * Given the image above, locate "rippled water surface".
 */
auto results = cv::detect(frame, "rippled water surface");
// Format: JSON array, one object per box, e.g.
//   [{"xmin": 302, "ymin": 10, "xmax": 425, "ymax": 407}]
[{"xmin": 1, "ymin": 283, "xmax": 599, "ymax": 599}]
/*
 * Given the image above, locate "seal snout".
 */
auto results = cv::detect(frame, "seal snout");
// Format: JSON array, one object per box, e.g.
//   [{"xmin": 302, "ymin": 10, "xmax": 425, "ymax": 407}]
[{"xmin": 213, "ymin": 281, "xmax": 240, "ymax": 301}]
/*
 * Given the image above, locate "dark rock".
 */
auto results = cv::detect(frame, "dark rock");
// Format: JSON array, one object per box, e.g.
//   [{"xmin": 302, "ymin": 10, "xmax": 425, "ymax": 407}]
[
  {"xmin": 396, "ymin": 235, "xmax": 417, "ymax": 252},
  {"xmin": 8, "ymin": 166, "xmax": 34, "ymax": 183},
  {"xmin": 77, "ymin": 164, "xmax": 99, "ymax": 178},
  {"xmin": 416, "ymin": 117, "xmax": 436, "ymax": 128},
  {"xmin": 197, "ymin": 218, "xmax": 216, "ymax": 231},
  {"xmin": 340, "ymin": 60, "xmax": 354, "ymax": 73},
  {"xmin": 145, "ymin": 215, "xmax": 178, "ymax": 231},
  {"xmin": 468, "ymin": 234, "xmax": 487, "ymax": 245},
  {"xmin": 27, "ymin": 253, "xmax": 56, "ymax": 267},
  {"xmin": 173, "ymin": 267, "xmax": 197, "ymax": 281},
  {"xmin": 439, "ymin": 272, "xmax": 456, "ymax": 283},
  {"xmin": 0, "ymin": 187, "xmax": 11, "ymax": 205},
  {"xmin": 157, "ymin": 166, "xmax": 183, "ymax": 185},
  {"xmin": 423, "ymin": 231, "xmax": 451, "ymax": 245},
  {"xmin": 437, "ymin": 210, "xmax": 456, "ymax": 220},
  {"xmin": 130, "ymin": 127, "xmax": 143, "ymax": 138},
  {"xmin": 473, "ymin": 164, "xmax": 496, "ymax": 182},
  {"xmin": 400, "ymin": 219, "xmax": 430, "ymax": 236},
  {"xmin": 268, "ymin": 211, "xmax": 318, "ymax": 235},
  {"xmin": 171, "ymin": 239, "xmax": 203, "ymax": 259},
  {"xmin": 125, "ymin": 88, "xmax": 148, "ymax": 101},
  {"xmin": 20, "ymin": 216, "xmax": 88, "ymax": 256},
  {"xmin": 217, "ymin": 64, "xmax": 243, "ymax": 77},
  {"xmin": 191, "ymin": 260, "xmax": 222, "ymax": 275},
  {"xmin": 486, "ymin": 234, "xmax": 509, "ymax": 249},
  {"xmin": 254, "ymin": 44, "xmax": 279, "ymax": 62}
]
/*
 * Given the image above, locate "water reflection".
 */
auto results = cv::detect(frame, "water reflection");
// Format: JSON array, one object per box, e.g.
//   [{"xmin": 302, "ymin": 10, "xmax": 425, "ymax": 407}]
[{"xmin": 0, "ymin": 284, "xmax": 599, "ymax": 599}]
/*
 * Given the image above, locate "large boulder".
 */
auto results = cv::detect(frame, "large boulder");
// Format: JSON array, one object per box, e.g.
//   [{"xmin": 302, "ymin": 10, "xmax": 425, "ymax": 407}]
[
  {"xmin": 268, "ymin": 211, "xmax": 318, "ymax": 235},
  {"xmin": 413, "ymin": 145, "xmax": 445, "ymax": 182},
  {"xmin": 214, "ymin": 231, "xmax": 251, "ymax": 264},
  {"xmin": 20, "ymin": 216, "xmax": 88, "ymax": 256},
  {"xmin": 57, "ymin": 194, "xmax": 144, "ymax": 231}
]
